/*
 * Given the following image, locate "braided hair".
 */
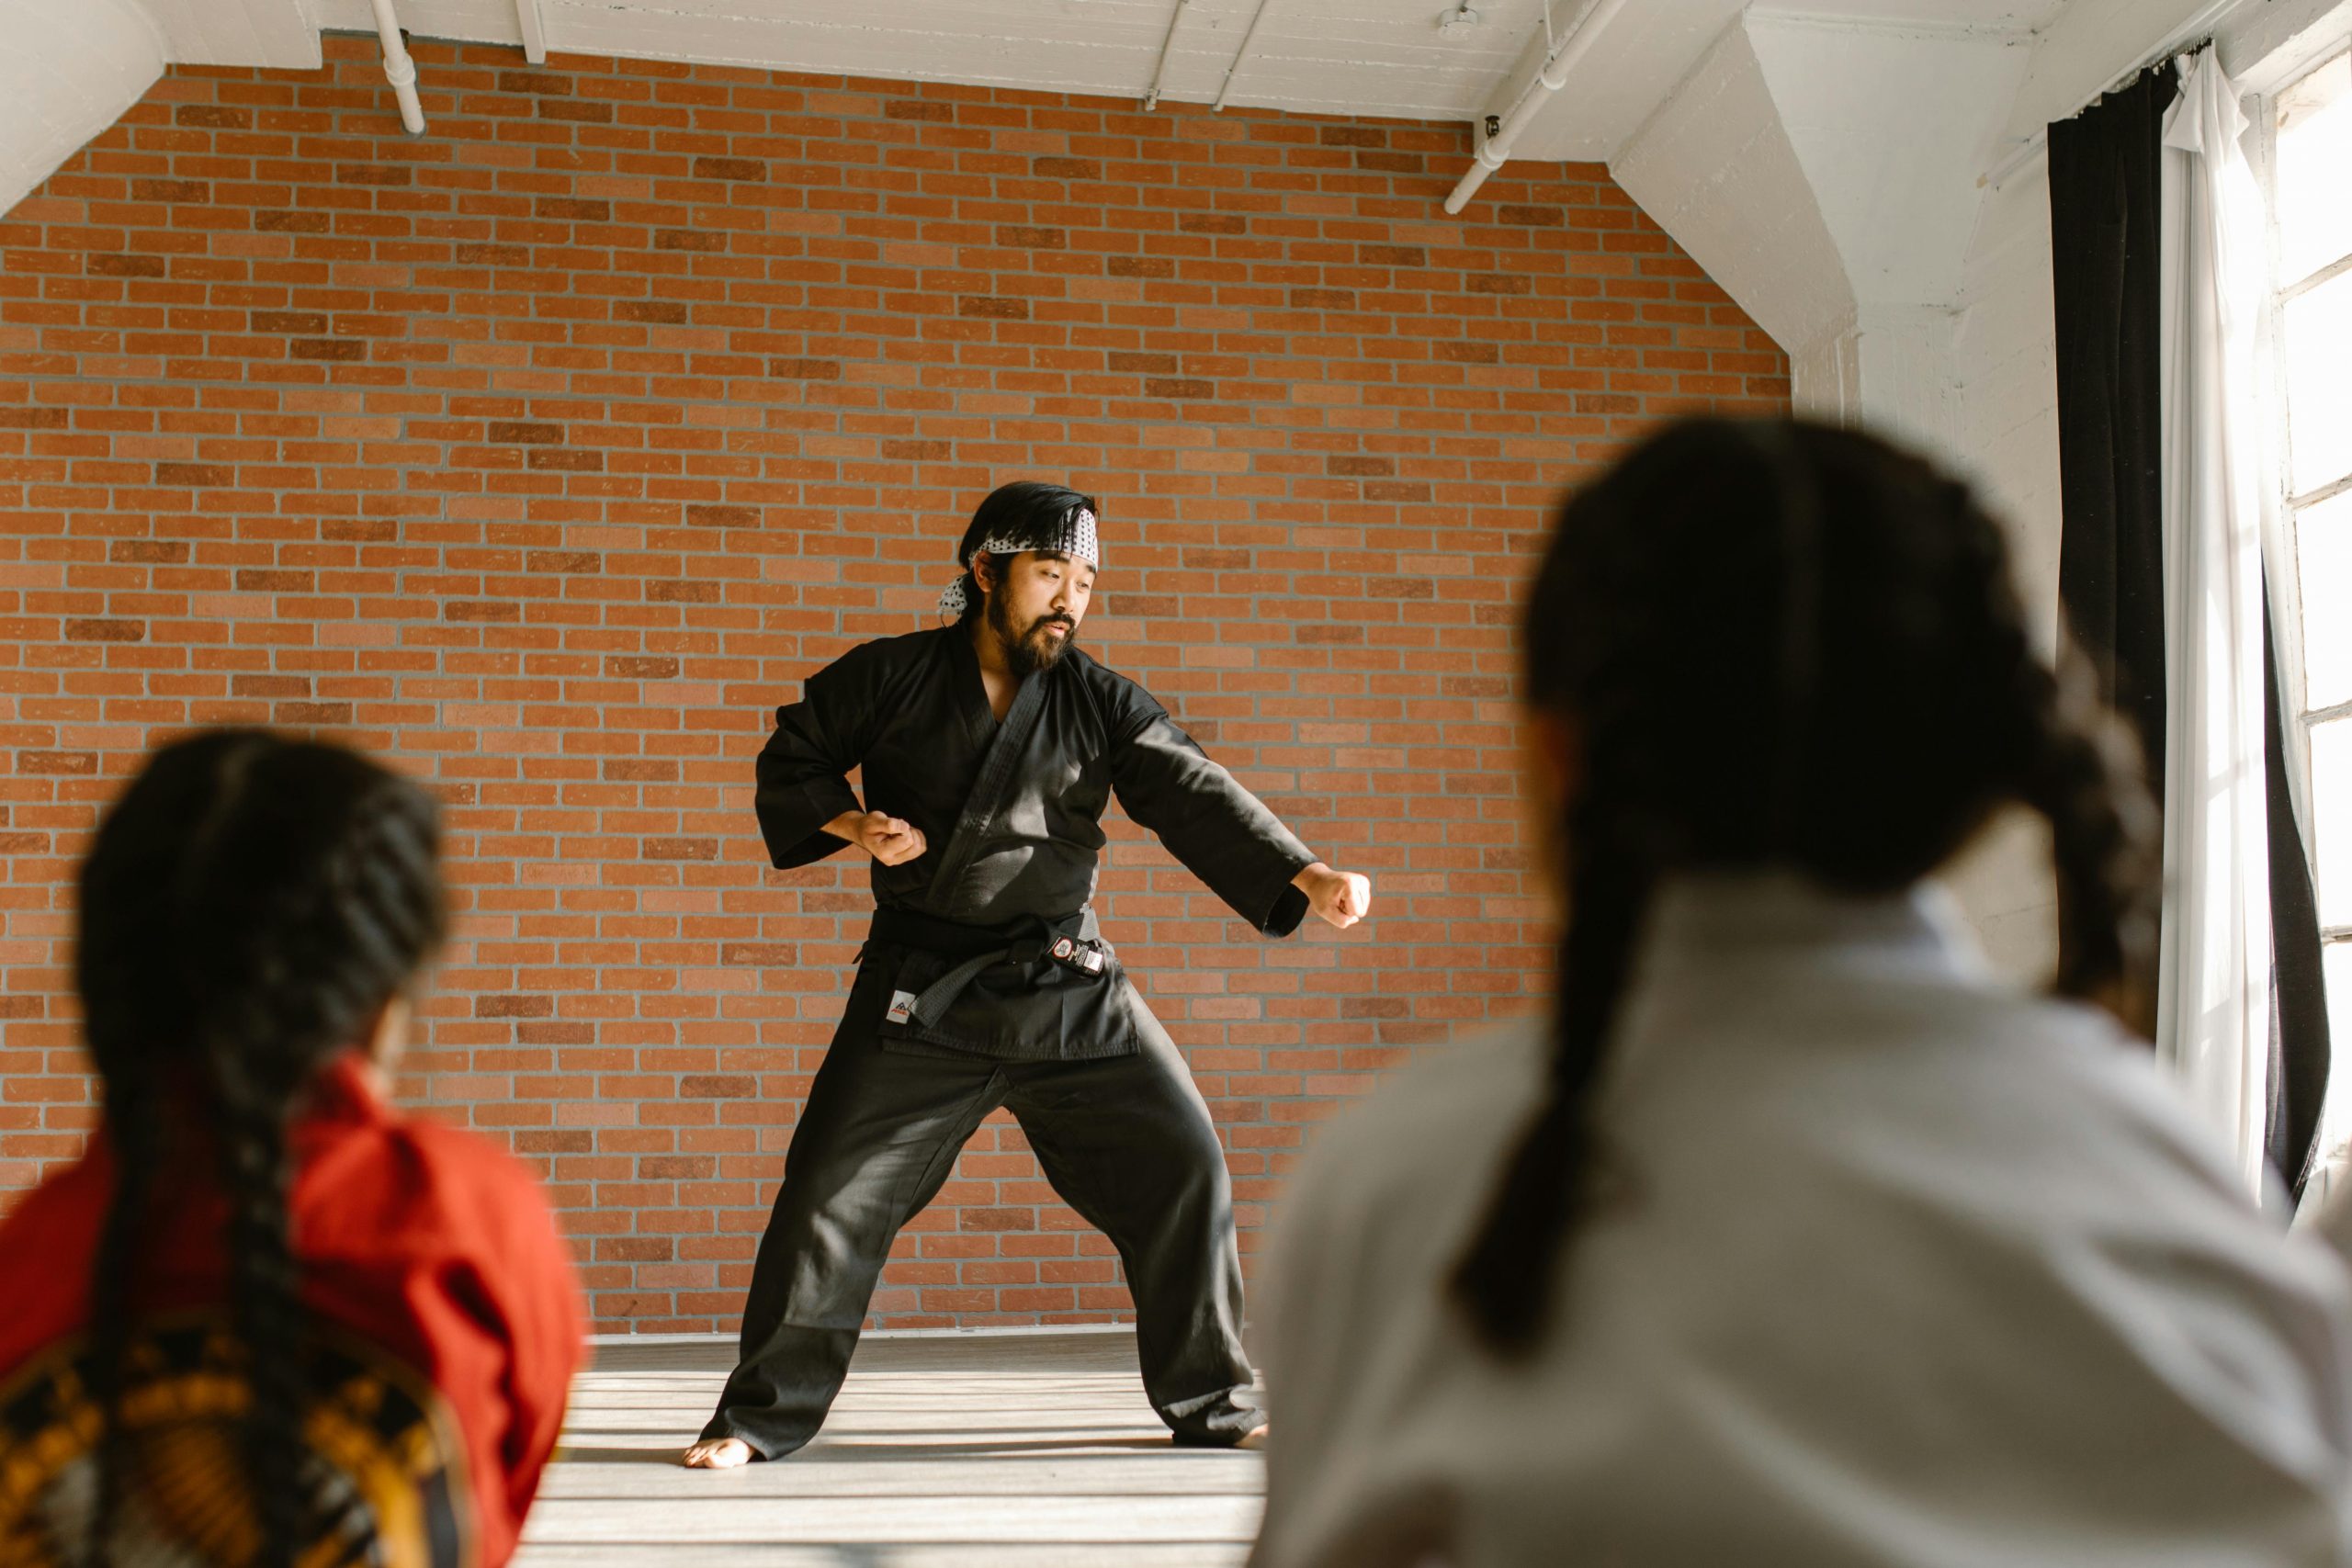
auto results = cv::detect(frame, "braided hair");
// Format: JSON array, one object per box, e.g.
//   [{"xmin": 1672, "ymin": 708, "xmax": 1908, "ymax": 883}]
[
  {"xmin": 75, "ymin": 730, "xmax": 448, "ymax": 1567},
  {"xmin": 1451, "ymin": 417, "xmax": 2158, "ymax": 1356}
]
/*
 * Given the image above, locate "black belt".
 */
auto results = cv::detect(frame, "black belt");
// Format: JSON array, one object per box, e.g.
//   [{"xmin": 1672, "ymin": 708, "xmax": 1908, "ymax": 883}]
[{"xmin": 868, "ymin": 907, "xmax": 1111, "ymax": 1028}]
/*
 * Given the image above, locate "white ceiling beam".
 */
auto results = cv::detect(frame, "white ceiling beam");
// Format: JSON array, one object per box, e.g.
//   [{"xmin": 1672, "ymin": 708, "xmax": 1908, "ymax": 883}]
[
  {"xmin": 515, "ymin": 0, "xmax": 547, "ymax": 63},
  {"xmin": 2213, "ymin": 0, "xmax": 2352, "ymax": 93}
]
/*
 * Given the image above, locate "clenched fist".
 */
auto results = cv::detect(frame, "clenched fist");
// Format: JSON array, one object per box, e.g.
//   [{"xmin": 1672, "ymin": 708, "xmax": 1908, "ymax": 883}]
[
  {"xmin": 1292, "ymin": 862, "xmax": 1372, "ymax": 930},
  {"xmin": 827, "ymin": 809, "xmax": 928, "ymax": 866}
]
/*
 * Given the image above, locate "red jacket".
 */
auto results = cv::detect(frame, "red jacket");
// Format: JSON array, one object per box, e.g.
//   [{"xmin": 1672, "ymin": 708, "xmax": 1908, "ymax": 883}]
[{"xmin": 0, "ymin": 1055, "xmax": 584, "ymax": 1567}]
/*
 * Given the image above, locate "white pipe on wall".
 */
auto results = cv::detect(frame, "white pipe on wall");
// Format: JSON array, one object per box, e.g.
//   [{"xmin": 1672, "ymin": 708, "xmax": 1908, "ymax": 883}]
[
  {"xmin": 369, "ymin": 0, "xmax": 425, "ymax": 135},
  {"xmin": 1443, "ymin": 0, "xmax": 1633, "ymax": 215}
]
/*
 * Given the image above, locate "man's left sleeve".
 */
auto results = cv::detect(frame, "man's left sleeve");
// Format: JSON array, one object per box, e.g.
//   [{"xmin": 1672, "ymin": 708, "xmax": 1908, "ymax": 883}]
[{"xmin": 1108, "ymin": 703, "xmax": 1317, "ymax": 937}]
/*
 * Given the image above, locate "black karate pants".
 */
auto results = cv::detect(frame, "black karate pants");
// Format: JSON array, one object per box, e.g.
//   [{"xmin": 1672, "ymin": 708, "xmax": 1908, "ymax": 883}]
[{"xmin": 699, "ymin": 984, "xmax": 1261, "ymax": 1458}]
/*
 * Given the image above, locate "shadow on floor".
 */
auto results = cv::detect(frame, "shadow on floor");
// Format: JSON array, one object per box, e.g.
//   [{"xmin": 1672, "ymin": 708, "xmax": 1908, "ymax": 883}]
[{"xmin": 516, "ymin": 1329, "xmax": 1264, "ymax": 1568}]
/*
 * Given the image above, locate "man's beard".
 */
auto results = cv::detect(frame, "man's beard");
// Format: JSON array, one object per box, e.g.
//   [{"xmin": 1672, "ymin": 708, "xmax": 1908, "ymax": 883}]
[{"xmin": 987, "ymin": 590, "xmax": 1077, "ymax": 678}]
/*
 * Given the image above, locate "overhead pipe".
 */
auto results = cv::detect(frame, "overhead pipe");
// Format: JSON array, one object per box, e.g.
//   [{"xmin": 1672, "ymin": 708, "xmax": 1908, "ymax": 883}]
[
  {"xmin": 1142, "ymin": 0, "xmax": 1193, "ymax": 111},
  {"xmin": 370, "ymin": 0, "xmax": 426, "ymax": 135},
  {"xmin": 1212, "ymin": 0, "xmax": 1278, "ymax": 112},
  {"xmin": 1443, "ymin": 0, "xmax": 1632, "ymax": 215}
]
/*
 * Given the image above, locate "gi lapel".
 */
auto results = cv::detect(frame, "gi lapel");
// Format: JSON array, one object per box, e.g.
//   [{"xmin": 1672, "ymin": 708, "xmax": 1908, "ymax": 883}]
[{"xmin": 922, "ymin": 665, "xmax": 1050, "ymax": 919}]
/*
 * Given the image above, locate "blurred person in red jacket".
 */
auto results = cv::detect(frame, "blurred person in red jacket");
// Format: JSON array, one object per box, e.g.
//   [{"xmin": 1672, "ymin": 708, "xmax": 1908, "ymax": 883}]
[{"xmin": 0, "ymin": 730, "xmax": 585, "ymax": 1568}]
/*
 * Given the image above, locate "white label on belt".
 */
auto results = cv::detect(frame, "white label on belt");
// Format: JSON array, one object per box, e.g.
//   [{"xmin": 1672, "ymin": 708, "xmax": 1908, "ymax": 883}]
[{"xmin": 886, "ymin": 989, "xmax": 917, "ymax": 1025}]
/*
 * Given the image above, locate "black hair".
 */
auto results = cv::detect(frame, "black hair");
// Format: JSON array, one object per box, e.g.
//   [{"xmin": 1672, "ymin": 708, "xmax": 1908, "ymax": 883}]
[
  {"xmin": 952, "ymin": 480, "xmax": 1099, "ymax": 623},
  {"xmin": 76, "ymin": 729, "xmax": 448, "ymax": 1567},
  {"xmin": 1450, "ymin": 417, "xmax": 2157, "ymax": 1356}
]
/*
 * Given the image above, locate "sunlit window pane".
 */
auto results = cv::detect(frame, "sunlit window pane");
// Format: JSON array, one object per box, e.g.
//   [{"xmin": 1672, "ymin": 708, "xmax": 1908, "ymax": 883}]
[
  {"xmin": 2298, "ymin": 488, "xmax": 2352, "ymax": 710},
  {"xmin": 2280, "ymin": 51, "xmax": 2352, "ymax": 1145},
  {"xmin": 2277, "ymin": 52, "xmax": 2352, "ymax": 286},
  {"xmin": 2317, "ymin": 716, "xmax": 2352, "ymax": 929},
  {"xmin": 2285, "ymin": 269, "xmax": 2352, "ymax": 497}
]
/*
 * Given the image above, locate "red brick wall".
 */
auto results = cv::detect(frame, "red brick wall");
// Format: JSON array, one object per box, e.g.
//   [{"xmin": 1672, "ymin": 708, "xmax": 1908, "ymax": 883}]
[{"xmin": 0, "ymin": 39, "xmax": 1787, "ymax": 1332}]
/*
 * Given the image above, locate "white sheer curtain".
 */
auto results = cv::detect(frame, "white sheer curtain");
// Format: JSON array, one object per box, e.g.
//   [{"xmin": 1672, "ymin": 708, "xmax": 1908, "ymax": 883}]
[{"xmin": 2156, "ymin": 49, "xmax": 2275, "ymax": 1193}]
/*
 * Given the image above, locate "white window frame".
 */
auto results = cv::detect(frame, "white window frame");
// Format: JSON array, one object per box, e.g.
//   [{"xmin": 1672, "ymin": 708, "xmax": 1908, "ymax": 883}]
[{"xmin": 2246, "ymin": 40, "xmax": 2352, "ymax": 1155}]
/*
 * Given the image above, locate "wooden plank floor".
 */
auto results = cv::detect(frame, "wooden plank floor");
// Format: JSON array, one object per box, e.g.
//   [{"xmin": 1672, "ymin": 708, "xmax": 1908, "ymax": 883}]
[{"xmin": 515, "ymin": 1330, "xmax": 1265, "ymax": 1567}]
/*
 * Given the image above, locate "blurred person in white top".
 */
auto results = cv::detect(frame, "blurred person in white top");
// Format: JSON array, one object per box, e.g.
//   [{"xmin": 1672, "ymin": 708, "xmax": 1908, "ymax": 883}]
[{"xmin": 1250, "ymin": 418, "xmax": 2352, "ymax": 1568}]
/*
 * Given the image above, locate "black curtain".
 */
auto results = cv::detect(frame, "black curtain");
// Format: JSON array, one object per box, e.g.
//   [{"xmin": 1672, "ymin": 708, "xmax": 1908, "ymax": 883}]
[
  {"xmin": 2050, "ymin": 63, "xmax": 2334, "ymax": 1196},
  {"xmin": 2266, "ymin": 600, "xmax": 2334, "ymax": 1193},
  {"xmin": 2050, "ymin": 66, "xmax": 2176, "ymax": 805},
  {"xmin": 2049, "ymin": 65, "xmax": 2177, "ymax": 1037}
]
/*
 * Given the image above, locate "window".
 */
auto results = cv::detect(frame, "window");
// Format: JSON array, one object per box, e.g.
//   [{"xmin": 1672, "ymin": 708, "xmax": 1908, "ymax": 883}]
[{"xmin": 2267, "ymin": 48, "xmax": 2352, "ymax": 1147}]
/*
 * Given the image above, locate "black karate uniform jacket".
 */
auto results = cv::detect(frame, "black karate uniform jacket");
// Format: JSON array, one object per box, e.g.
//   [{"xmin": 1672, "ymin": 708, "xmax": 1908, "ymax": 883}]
[{"xmin": 756, "ymin": 625, "xmax": 1317, "ymax": 1061}]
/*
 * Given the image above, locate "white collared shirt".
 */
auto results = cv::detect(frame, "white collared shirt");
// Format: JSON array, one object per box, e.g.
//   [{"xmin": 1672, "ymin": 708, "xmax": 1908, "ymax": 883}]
[{"xmin": 1252, "ymin": 874, "xmax": 2352, "ymax": 1568}]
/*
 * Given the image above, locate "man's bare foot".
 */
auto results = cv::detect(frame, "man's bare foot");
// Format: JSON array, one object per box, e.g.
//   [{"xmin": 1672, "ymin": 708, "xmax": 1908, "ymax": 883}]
[
  {"xmin": 681, "ymin": 1438, "xmax": 753, "ymax": 1469},
  {"xmin": 1235, "ymin": 1426, "xmax": 1268, "ymax": 1451}
]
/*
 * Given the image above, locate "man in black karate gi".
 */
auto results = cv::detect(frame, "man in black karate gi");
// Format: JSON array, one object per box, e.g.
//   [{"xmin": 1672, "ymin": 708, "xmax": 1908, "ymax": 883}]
[{"xmin": 683, "ymin": 481, "xmax": 1372, "ymax": 1467}]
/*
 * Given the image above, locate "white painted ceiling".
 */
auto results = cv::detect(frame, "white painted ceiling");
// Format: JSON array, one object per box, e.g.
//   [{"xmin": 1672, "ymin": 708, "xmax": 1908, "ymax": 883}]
[
  {"xmin": 1762, "ymin": 0, "xmax": 2071, "ymax": 28},
  {"xmin": 142, "ymin": 0, "xmax": 2078, "ymax": 160},
  {"xmin": 301, "ymin": 0, "xmax": 1557, "ymax": 119}
]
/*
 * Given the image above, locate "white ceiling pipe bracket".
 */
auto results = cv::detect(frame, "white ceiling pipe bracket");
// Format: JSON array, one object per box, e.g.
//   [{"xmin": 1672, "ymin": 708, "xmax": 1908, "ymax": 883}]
[
  {"xmin": 1142, "ymin": 0, "xmax": 1193, "ymax": 111},
  {"xmin": 1213, "ymin": 0, "xmax": 1278, "ymax": 111},
  {"xmin": 1444, "ymin": 0, "xmax": 1634, "ymax": 214},
  {"xmin": 371, "ymin": 0, "xmax": 426, "ymax": 134}
]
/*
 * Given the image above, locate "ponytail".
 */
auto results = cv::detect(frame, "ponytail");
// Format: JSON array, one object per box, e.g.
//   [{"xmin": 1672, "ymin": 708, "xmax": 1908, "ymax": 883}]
[
  {"xmin": 2015, "ymin": 663, "xmax": 2159, "ymax": 1015},
  {"xmin": 209, "ymin": 1021, "xmax": 311, "ymax": 1568},
  {"xmin": 1447, "ymin": 417, "xmax": 2158, "ymax": 1359},
  {"xmin": 84, "ymin": 1086, "xmax": 159, "ymax": 1568},
  {"xmin": 1451, "ymin": 830, "xmax": 1653, "ymax": 1354},
  {"xmin": 74, "ymin": 731, "xmax": 447, "ymax": 1567}
]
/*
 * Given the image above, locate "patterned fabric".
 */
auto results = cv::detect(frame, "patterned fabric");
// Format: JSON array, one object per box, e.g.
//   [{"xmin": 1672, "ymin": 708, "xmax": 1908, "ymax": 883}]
[
  {"xmin": 0, "ymin": 1312, "xmax": 475, "ymax": 1568},
  {"xmin": 0, "ymin": 1055, "xmax": 584, "ymax": 1568},
  {"xmin": 938, "ymin": 506, "xmax": 1098, "ymax": 619}
]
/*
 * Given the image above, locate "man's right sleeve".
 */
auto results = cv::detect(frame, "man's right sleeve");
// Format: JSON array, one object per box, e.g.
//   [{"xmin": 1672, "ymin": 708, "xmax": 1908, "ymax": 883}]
[{"xmin": 754, "ymin": 645, "xmax": 884, "ymax": 869}]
